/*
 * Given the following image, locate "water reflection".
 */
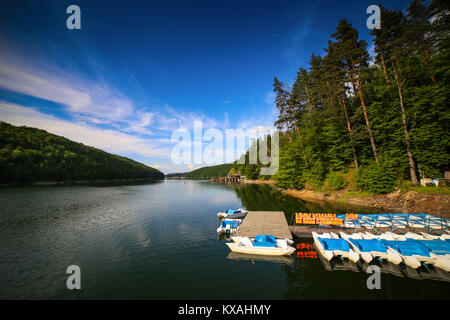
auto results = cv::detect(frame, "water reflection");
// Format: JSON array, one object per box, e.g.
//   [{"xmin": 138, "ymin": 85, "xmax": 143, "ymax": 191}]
[
  {"xmin": 227, "ymin": 252, "xmax": 295, "ymax": 265},
  {"xmin": 318, "ymin": 253, "xmax": 450, "ymax": 283},
  {"xmin": 227, "ymin": 182, "xmax": 377, "ymax": 223},
  {"xmin": 1, "ymin": 180, "xmax": 449, "ymax": 299},
  {"xmin": 282, "ymin": 237, "xmax": 450, "ymax": 299},
  {"xmin": 214, "ymin": 182, "xmax": 450, "ymax": 297}
]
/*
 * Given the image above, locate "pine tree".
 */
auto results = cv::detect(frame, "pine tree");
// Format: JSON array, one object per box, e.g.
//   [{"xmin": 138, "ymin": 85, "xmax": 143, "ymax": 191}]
[
  {"xmin": 332, "ymin": 20, "xmax": 379, "ymax": 162},
  {"xmin": 404, "ymin": 0, "xmax": 436, "ymax": 83},
  {"xmin": 371, "ymin": 7, "xmax": 419, "ymax": 185}
]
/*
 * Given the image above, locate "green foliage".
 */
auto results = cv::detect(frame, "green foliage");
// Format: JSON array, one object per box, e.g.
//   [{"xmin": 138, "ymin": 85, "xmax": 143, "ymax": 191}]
[
  {"xmin": 268, "ymin": 0, "xmax": 449, "ymax": 193},
  {"xmin": 183, "ymin": 163, "xmax": 234, "ymax": 179},
  {"xmin": 400, "ymin": 185, "xmax": 450, "ymax": 195},
  {"xmin": 232, "ymin": 135, "xmax": 275, "ymax": 181},
  {"xmin": 0, "ymin": 122, "xmax": 164, "ymax": 184},
  {"xmin": 273, "ymin": 135, "xmax": 305, "ymax": 189},
  {"xmin": 325, "ymin": 171, "xmax": 347, "ymax": 191},
  {"xmin": 356, "ymin": 161, "xmax": 397, "ymax": 194}
]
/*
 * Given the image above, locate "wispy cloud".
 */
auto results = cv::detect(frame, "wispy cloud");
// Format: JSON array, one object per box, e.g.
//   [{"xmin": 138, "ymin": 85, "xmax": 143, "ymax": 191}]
[
  {"xmin": 0, "ymin": 37, "xmax": 274, "ymax": 173},
  {"xmin": 0, "ymin": 39, "xmax": 228, "ymax": 143},
  {"xmin": 0, "ymin": 45, "xmax": 135, "ymax": 124},
  {"xmin": 149, "ymin": 164, "xmax": 165, "ymax": 170},
  {"xmin": 186, "ymin": 164, "xmax": 198, "ymax": 170},
  {"xmin": 0, "ymin": 102, "xmax": 170, "ymax": 158}
]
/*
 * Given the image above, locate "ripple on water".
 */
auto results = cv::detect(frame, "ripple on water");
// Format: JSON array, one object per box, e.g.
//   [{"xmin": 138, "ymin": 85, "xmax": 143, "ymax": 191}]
[{"xmin": 1, "ymin": 181, "xmax": 450, "ymax": 299}]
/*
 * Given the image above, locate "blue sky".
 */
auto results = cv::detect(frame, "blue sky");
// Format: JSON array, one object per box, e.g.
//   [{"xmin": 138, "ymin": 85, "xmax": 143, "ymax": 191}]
[{"xmin": 0, "ymin": 0, "xmax": 409, "ymax": 173}]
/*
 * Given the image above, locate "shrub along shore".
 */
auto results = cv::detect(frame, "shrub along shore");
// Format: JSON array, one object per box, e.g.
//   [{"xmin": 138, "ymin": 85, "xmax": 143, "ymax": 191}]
[
  {"xmin": 243, "ymin": 178, "xmax": 450, "ymax": 217},
  {"xmin": 231, "ymin": 1, "xmax": 449, "ymax": 200}
]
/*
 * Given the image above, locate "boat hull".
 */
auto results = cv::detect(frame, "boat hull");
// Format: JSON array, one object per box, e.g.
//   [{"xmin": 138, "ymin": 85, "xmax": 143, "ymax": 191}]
[{"xmin": 226, "ymin": 243, "xmax": 295, "ymax": 256}]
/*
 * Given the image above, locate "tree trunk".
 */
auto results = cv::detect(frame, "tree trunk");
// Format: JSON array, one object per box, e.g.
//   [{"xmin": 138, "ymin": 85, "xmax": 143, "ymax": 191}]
[
  {"xmin": 392, "ymin": 62, "xmax": 419, "ymax": 185},
  {"xmin": 380, "ymin": 53, "xmax": 389, "ymax": 83},
  {"xmin": 339, "ymin": 94, "xmax": 359, "ymax": 169},
  {"xmin": 287, "ymin": 131, "xmax": 292, "ymax": 143},
  {"xmin": 394, "ymin": 54, "xmax": 402, "ymax": 74},
  {"xmin": 304, "ymin": 84, "xmax": 313, "ymax": 113},
  {"xmin": 349, "ymin": 51, "xmax": 379, "ymax": 162}
]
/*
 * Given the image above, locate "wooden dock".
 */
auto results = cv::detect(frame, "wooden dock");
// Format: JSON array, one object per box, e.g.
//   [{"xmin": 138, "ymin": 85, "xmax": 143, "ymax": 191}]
[{"xmin": 236, "ymin": 211, "xmax": 292, "ymax": 239}]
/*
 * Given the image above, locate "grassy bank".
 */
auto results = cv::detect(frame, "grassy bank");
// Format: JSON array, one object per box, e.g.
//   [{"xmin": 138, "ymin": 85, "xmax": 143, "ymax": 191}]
[
  {"xmin": 244, "ymin": 178, "xmax": 450, "ymax": 216},
  {"xmin": 399, "ymin": 185, "xmax": 450, "ymax": 196}
]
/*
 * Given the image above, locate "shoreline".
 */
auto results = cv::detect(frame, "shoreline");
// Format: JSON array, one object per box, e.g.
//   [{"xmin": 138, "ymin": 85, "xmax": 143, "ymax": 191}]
[
  {"xmin": 243, "ymin": 179, "xmax": 450, "ymax": 218},
  {"xmin": 242, "ymin": 179, "xmax": 276, "ymax": 185},
  {"xmin": 0, "ymin": 177, "xmax": 165, "ymax": 188}
]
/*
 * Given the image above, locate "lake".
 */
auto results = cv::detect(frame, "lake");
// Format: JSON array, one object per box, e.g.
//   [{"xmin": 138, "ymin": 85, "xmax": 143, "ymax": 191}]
[{"xmin": 0, "ymin": 180, "xmax": 449, "ymax": 299}]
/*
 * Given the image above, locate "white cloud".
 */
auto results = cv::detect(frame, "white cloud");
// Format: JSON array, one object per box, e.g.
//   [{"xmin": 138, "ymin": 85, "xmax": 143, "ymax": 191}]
[
  {"xmin": 164, "ymin": 106, "xmax": 220, "ymax": 131},
  {"xmin": 0, "ymin": 102, "xmax": 169, "ymax": 158},
  {"xmin": 150, "ymin": 164, "xmax": 164, "ymax": 170},
  {"xmin": 0, "ymin": 38, "xmax": 277, "ymax": 171},
  {"xmin": 186, "ymin": 164, "xmax": 199, "ymax": 170},
  {"xmin": 0, "ymin": 50, "xmax": 135, "ymax": 124},
  {"xmin": 124, "ymin": 111, "xmax": 155, "ymax": 135}
]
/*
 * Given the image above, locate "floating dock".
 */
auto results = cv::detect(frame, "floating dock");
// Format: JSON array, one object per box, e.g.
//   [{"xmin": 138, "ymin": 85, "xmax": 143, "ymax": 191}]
[
  {"xmin": 289, "ymin": 212, "xmax": 449, "ymax": 238},
  {"xmin": 235, "ymin": 211, "xmax": 292, "ymax": 240},
  {"xmin": 290, "ymin": 225, "xmax": 366, "ymax": 238}
]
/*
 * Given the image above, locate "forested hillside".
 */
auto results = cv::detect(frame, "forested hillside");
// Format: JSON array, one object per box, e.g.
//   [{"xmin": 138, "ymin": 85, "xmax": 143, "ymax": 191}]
[
  {"xmin": 233, "ymin": 0, "xmax": 449, "ymax": 194},
  {"xmin": 0, "ymin": 122, "xmax": 164, "ymax": 184},
  {"xmin": 168, "ymin": 163, "xmax": 234, "ymax": 179}
]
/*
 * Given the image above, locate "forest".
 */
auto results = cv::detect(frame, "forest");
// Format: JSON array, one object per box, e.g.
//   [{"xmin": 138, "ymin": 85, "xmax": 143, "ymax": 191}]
[
  {"xmin": 0, "ymin": 122, "xmax": 164, "ymax": 184},
  {"xmin": 233, "ymin": 0, "xmax": 449, "ymax": 194},
  {"xmin": 167, "ymin": 163, "xmax": 234, "ymax": 179}
]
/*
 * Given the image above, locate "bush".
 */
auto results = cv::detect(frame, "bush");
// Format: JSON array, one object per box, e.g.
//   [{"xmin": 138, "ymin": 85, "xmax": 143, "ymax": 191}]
[
  {"xmin": 325, "ymin": 171, "xmax": 346, "ymax": 190},
  {"xmin": 356, "ymin": 161, "xmax": 396, "ymax": 194}
]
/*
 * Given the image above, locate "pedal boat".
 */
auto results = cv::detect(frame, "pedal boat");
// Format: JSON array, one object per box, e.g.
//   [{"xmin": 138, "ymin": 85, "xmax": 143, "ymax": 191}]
[{"xmin": 226, "ymin": 234, "xmax": 295, "ymax": 256}]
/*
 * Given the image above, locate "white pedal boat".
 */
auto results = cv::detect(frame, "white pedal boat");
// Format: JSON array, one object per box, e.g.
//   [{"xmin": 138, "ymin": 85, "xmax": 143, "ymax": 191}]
[
  {"xmin": 363, "ymin": 232, "xmax": 422, "ymax": 268},
  {"xmin": 419, "ymin": 232, "xmax": 450, "ymax": 241},
  {"xmin": 312, "ymin": 232, "xmax": 360, "ymax": 263},
  {"xmin": 372, "ymin": 232, "xmax": 450, "ymax": 271},
  {"xmin": 216, "ymin": 219, "xmax": 242, "ymax": 234},
  {"xmin": 226, "ymin": 235, "xmax": 295, "ymax": 256},
  {"xmin": 217, "ymin": 208, "xmax": 248, "ymax": 219},
  {"xmin": 231, "ymin": 236, "xmax": 294, "ymax": 246},
  {"xmin": 394, "ymin": 232, "xmax": 450, "ymax": 260},
  {"xmin": 339, "ymin": 232, "xmax": 401, "ymax": 265}
]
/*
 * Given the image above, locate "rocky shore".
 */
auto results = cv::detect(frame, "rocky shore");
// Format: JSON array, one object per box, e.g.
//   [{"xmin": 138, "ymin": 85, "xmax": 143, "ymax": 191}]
[{"xmin": 243, "ymin": 180, "xmax": 450, "ymax": 218}]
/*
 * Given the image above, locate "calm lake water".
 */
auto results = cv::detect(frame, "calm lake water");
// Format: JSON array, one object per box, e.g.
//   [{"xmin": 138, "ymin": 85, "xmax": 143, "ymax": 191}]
[{"xmin": 0, "ymin": 180, "xmax": 449, "ymax": 299}]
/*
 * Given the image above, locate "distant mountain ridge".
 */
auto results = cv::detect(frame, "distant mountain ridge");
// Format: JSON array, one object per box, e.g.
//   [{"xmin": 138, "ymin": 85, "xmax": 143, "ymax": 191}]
[
  {"xmin": 167, "ymin": 163, "xmax": 234, "ymax": 179},
  {"xmin": 0, "ymin": 122, "xmax": 164, "ymax": 184}
]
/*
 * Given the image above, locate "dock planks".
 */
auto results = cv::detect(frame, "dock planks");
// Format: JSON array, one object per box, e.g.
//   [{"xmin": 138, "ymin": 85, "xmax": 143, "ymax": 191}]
[{"xmin": 236, "ymin": 211, "xmax": 292, "ymax": 239}]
